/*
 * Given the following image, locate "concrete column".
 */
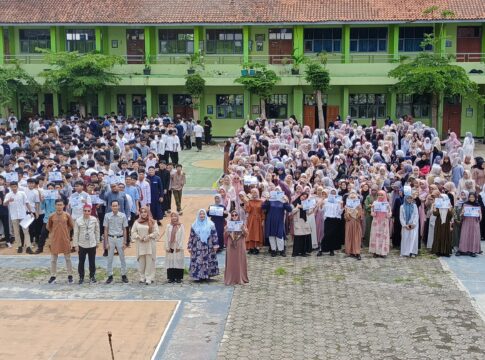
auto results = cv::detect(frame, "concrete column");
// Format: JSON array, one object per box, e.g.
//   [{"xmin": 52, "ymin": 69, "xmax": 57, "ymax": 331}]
[
  {"xmin": 293, "ymin": 25, "xmax": 304, "ymax": 57},
  {"xmin": 0, "ymin": 27, "xmax": 4, "ymax": 64},
  {"xmin": 293, "ymin": 86, "xmax": 303, "ymax": 122},
  {"xmin": 144, "ymin": 27, "xmax": 152, "ymax": 64},
  {"xmin": 438, "ymin": 92, "xmax": 444, "ymax": 136},
  {"xmin": 341, "ymin": 86, "xmax": 349, "ymax": 117},
  {"xmin": 52, "ymin": 93, "xmax": 59, "ymax": 117},
  {"xmin": 243, "ymin": 26, "xmax": 250, "ymax": 64},
  {"xmin": 95, "ymin": 27, "xmax": 102, "ymax": 53},
  {"xmin": 97, "ymin": 90, "xmax": 106, "ymax": 117},
  {"xmin": 37, "ymin": 92, "xmax": 44, "ymax": 115},
  {"xmin": 50, "ymin": 27, "xmax": 57, "ymax": 52},
  {"xmin": 389, "ymin": 91, "xmax": 397, "ymax": 119},
  {"xmin": 342, "ymin": 25, "xmax": 351, "ymax": 64},
  {"xmin": 146, "ymin": 87, "xmax": 153, "ymax": 117},
  {"xmin": 244, "ymin": 89, "xmax": 251, "ymax": 121},
  {"xmin": 126, "ymin": 94, "xmax": 133, "ymax": 117},
  {"xmin": 388, "ymin": 24, "xmax": 399, "ymax": 62}
]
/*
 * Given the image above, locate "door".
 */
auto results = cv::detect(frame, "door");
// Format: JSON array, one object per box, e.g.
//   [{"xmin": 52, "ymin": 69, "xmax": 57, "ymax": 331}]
[
  {"xmin": 269, "ymin": 29, "xmax": 293, "ymax": 64},
  {"xmin": 443, "ymin": 96, "xmax": 461, "ymax": 137},
  {"xmin": 173, "ymin": 94, "xmax": 193, "ymax": 119},
  {"xmin": 126, "ymin": 29, "xmax": 145, "ymax": 64},
  {"xmin": 456, "ymin": 27, "xmax": 482, "ymax": 62},
  {"xmin": 326, "ymin": 105, "xmax": 340, "ymax": 127},
  {"xmin": 21, "ymin": 95, "xmax": 38, "ymax": 122},
  {"xmin": 132, "ymin": 94, "xmax": 146, "ymax": 118},
  {"xmin": 303, "ymin": 105, "xmax": 316, "ymax": 130},
  {"xmin": 44, "ymin": 94, "xmax": 53, "ymax": 119}
]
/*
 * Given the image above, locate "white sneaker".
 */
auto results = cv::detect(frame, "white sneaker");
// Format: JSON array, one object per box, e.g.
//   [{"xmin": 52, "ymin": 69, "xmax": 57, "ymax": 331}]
[{"xmin": 6, "ymin": 242, "xmax": 12, "ymax": 248}]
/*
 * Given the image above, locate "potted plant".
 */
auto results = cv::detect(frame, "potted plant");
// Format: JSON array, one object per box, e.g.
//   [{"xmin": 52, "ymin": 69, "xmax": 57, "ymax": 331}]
[
  {"xmin": 291, "ymin": 49, "xmax": 305, "ymax": 75},
  {"xmin": 187, "ymin": 51, "xmax": 204, "ymax": 75},
  {"xmin": 249, "ymin": 63, "xmax": 255, "ymax": 76},
  {"xmin": 143, "ymin": 64, "xmax": 151, "ymax": 75}
]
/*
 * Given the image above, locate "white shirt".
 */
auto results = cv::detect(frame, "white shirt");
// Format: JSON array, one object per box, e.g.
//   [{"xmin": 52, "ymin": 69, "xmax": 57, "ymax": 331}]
[
  {"xmin": 5, "ymin": 190, "xmax": 29, "ymax": 220},
  {"xmin": 137, "ymin": 179, "xmax": 151, "ymax": 207},
  {"xmin": 69, "ymin": 191, "xmax": 92, "ymax": 220},
  {"xmin": 194, "ymin": 124, "xmax": 204, "ymax": 138},
  {"xmin": 24, "ymin": 188, "xmax": 41, "ymax": 211}
]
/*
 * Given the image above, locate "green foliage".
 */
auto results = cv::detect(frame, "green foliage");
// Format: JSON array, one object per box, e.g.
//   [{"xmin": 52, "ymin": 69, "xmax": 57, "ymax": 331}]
[
  {"xmin": 388, "ymin": 52, "xmax": 483, "ymax": 103},
  {"xmin": 185, "ymin": 73, "xmax": 205, "ymax": 98},
  {"xmin": 291, "ymin": 49, "xmax": 306, "ymax": 69},
  {"xmin": 234, "ymin": 64, "xmax": 280, "ymax": 100},
  {"xmin": 0, "ymin": 64, "xmax": 40, "ymax": 109},
  {"xmin": 187, "ymin": 51, "xmax": 204, "ymax": 70},
  {"xmin": 39, "ymin": 50, "xmax": 125, "ymax": 99},
  {"xmin": 304, "ymin": 61, "xmax": 331, "ymax": 93}
]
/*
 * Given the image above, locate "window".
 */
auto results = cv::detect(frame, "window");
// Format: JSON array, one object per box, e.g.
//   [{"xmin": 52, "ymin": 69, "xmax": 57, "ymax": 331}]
[
  {"xmin": 349, "ymin": 94, "xmax": 386, "ymax": 118},
  {"xmin": 266, "ymin": 95, "xmax": 288, "ymax": 119},
  {"xmin": 132, "ymin": 95, "xmax": 146, "ymax": 119},
  {"xmin": 269, "ymin": 29, "xmax": 293, "ymax": 40},
  {"xmin": 159, "ymin": 29, "xmax": 194, "ymax": 54},
  {"xmin": 19, "ymin": 29, "xmax": 50, "ymax": 53},
  {"xmin": 66, "ymin": 29, "xmax": 95, "ymax": 53},
  {"xmin": 350, "ymin": 28, "xmax": 387, "ymax": 52},
  {"xmin": 398, "ymin": 27, "xmax": 433, "ymax": 52},
  {"xmin": 159, "ymin": 94, "xmax": 169, "ymax": 115},
  {"xmin": 216, "ymin": 95, "xmax": 244, "ymax": 119},
  {"xmin": 304, "ymin": 94, "xmax": 327, "ymax": 106},
  {"xmin": 304, "ymin": 28, "xmax": 342, "ymax": 53},
  {"xmin": 397, "ymin": 94, "xmax": 430, "ymax": 118},
  {"xmin": 206, "ymin": 30, "xmax": 243, "ymax": 54},
  {"xmin": 117, "ymin": 95, "xmax": 126, "ymax": 116}
]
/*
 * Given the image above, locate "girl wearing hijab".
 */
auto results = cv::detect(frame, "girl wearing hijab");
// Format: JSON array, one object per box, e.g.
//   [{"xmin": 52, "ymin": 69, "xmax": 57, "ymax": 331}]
[
  {"xmin": 391, "ymin": 183, "xmax": 404, "ymax": 249},
  {"xmin": 369, "ymin": 190, "xmax": 391, "ymax": 258},
  {"xmin": 400, "ymin": 196, "xmax": 419, "ymax": 257},
  {"xmin": 318, "ymin": 189, "xmax": 344, "ymax": 256},
  {"xmin": 244, "ymin": 188, "xmax": 264, "ymax": 255},
  {"xmin": 262, "ymin": 190, "xmax": 292, "ymax": 257},
  {"xmin": 472, "ymin": 158, "xmax": 485, "ymax": 193},
  {"xmin": 453, "ymin": 190, "xmax": 468, "ymax": 251},
  {"xmin": 440, "ymin": 155, "xmax": 452, "ymax": 181},
  {"xmin": 431, "ymin": 195, "xmax": 453, "ymax": 257},
  {"xmin": 165, "ymin": 212, "xmax": 185, "ymax": 283},
  {"xmin": 344, "ymin": 192, "xmax": 363, "ymax": 260},
  {"xmin": 462, "ymin": 132, "xmax": 475, "ymax": 160},
  {"xmin": 363, "ymin": 185, "xmax": 378, "ymax": 246},
  {"xmin": 131, "ymin": 206, "xmax": 160, "ymax": 285},
  {"xmin": 291, "ymin": 192, "xmax": 312, "ymax": 257},
  {"xmin": 188, "ymin": 209, "xmax": 219, "ymax": 281},
  {"xmin": 224, "ymin": 211, "xmax": 249, "ymax": 285},
  {"xmin": 479, "ymin": 185, "xmax": 485, "ymax": 240},
  {"xmin": 457, "ymin": 193, "xmax": 482, "ymax": 257},
  {"xmin": 208, "ymin": 194, "xmax": 228, "ymax": 252}
]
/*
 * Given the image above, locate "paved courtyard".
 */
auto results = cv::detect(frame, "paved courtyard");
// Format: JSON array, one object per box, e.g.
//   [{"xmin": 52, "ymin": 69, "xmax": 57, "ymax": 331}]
[{"xmin": 1, "ymin": 144, "xmax": 485, "ymax": 359}]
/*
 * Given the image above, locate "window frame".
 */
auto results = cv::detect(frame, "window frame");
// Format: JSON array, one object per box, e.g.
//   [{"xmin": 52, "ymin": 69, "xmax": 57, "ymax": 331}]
[
  {"xmin": 266, "ymin": 94, "xmax": 288, "ymax": 119},
  {"xmin": 19, "ymin": 29, "xmax": 51, "ymax": 54},
  {"xmin": 303, "ymin": 28, "xmax": 342, "ymax": 53},
  {"xmin": 206, "ymin": 29, "xmax": 243, "ymax": 54},
  {"xmin": 158, "ymin": 29, "xmax": 194, "ymax": 54},
  {"xmin": 216, "ymin": 94, "xmax": 244, "ymax": 119},
  {"xmin": 65, "ymin": 29, "xmax": 96, "ymax": 53},
  {"xmin": 349, "ymin": 93, "xmax": 386, "ymax": 118},
  {"xmin": 398, "ymin": 27, "xmax": 433, "ymax": 52},
  {"xmin": 350, "ymin": 27, "xmax": 388, "ymax": 53},
  {"xmin": 396, "ymin": 94, "xmax": 431, "ymax": 118}
]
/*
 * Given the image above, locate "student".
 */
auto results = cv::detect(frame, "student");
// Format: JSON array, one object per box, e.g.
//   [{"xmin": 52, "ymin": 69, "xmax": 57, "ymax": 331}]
[
  {"xmin": 73, "ymin": 204, "xmax": 100, "ymax": 284},
  {"xmin": 344, "ymin": 191, "xmax": 363, "ymax": 260},
  {"xmin": 400, "ymin": 195, "xmax": 419, "ymax": 258},
  {"xmin": 369, "ymin": 191, "xmax": 392, "ymax": 258},
  {"xmin": 457, "ymin": 193, "xmax": 482, "ymax": 257},
  {"xmin": 104, "ymin": 200, "xmax": 129, "ymax": 284},
  {"xmin": 165, "ymin": 212, "xmax": 185, "ymax": 283},
  {"xmin": 431, "ymin": 195, "xmax": 453, "ymax": 257},
  {"xmin": 224, "ymin": 211, "xmax": 249, "ymax": 285},
  {"xmin": 291, "ymin": 192, "xmax": 312, "ymax": 257}
]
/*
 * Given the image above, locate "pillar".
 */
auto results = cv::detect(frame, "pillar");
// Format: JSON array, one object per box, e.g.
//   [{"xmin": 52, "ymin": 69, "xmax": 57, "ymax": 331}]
[
  {"xmin": 50, "ymin": 26, "xmax": 57, "ymax": 52},
  {"xmin": 194, "ymin": 26, "xmax": 201, "ymax": 54},
  {"xmin": 388, "ymin": 25, "xmax": 399, "ymax": 62},
  {"xmin": 144, "ymin": 27, "xmax": 152, "ymax": 64},
  {"xmin": 389, "ymin": 91, "xmax": 397, "ymax": 119},
  {"xmin": 146, "ymin": 87, "xmax": 153, "ymax": 117},
  {"xmin": 243, "ymin": 26, "xmax": 250, "ymax": 64},
  {"xmin": 37, "ymin": 92, "xmax": 44, "ymax": 115},
  {"xmin": 126, "ymin": 94, "xmax": 133, "ymax": 117},
  {"xmin": 97, "ymin": 90, "xmax": 106, "ymax": 117},
  {"xmin": 342, "ymin": 25, "xmax": 351, "ymax": 64},
  {"xmin": 293, "ymin": 25, "xmax": 304, "ymax": 57},
  {"xmin": 57, "ymin": 27, "xmax": 65, "ymax": 52},
  {"xmin": 0, "ymin": 27, "xmax": 4, "ymax": 64},
  {"xmin": 95, "ymin": 27, "xmax": 102, "ymax": 53},
  {"xmin": 244, "ymin": 89, "xmax": 251, "ymax": 120},
  {"xmin": 52, "ymin": 93, "xmax": 59, "ymax": 117},
  {"xmin": 436, "ymin": 24, "xmax": 446, "ymax": 57},
  {"xmin": 102, "ymin": 28, "xmax": 109, "ymax": 55},
  {"xmin": 293, "ymin": 86, "xmax": 303, "ymax": 122},
  {"xmin": 8, "ymin": 27, "xmax": 15, "ymax": 59},
  {"xmin": 341, "ymin": 86, "xmax": 349, "ymax": 117},
  {"xmin": 438, "ymin": 92, "xmax": 444, "ymax": 136}
]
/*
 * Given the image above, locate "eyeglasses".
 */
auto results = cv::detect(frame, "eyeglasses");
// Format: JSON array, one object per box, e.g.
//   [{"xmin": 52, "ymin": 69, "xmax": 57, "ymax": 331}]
[{"xmin": 231, "ymin": 214, "xmax": 238, "ymax": 218}]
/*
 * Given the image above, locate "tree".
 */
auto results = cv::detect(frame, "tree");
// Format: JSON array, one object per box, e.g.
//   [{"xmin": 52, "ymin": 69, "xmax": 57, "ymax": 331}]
[
  {"xmin": 389, "ymin": 47, "xmax": 483, "ymax": 132},
  {"xmin": 0, "ymin": 64, "xmax": 39, "ymax": 117},
  {"xmin": 304, "ymin": 59, "xmax": 330, "ymax": 129},
  {"xmin": 39, "ymin": 50, "xmax": 125, "ymax": 116},
  {"xmin": 185, "ymin": 73, "xmax": 205, "ymax": 121},
  {"xmin": 235, "ymin": 64, "xmax": 280, "ymax": 119}
]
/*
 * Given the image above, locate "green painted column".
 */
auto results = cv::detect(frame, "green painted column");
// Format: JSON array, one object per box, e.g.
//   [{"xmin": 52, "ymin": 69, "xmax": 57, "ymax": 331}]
[
  {"xmin": 436, "ymin": 24, "xmax": 446, "ymax": 57},
  {"xmin": 52, "ymin": 93, "xmax": 59, "ymax": 117},
  {"xmin": 146, "ymin": 88, "xmax": 153, "ymax": 117},
  {"xmin": 97, "ymin": 90, "xmax": 106, "ymax": 117},
  {"xmin": 8, "ymin": 27, "xmax": 15, "ymax": 60},
  {"xmin": 438, "ymin": 92, "xmax": 444, "ymax": 136},
  {"xmin": 144, "ymin": 27, "xmax": 152, "ymax": 64},
  {"xmin": 194, "ymin": 26, "xmax": 201, "ymax": 54},
  {"xmin": 102, "ymin": 28, "xmax": 109, "ymax": 55},
  {"xmin": 293, "ymin": 25, "xmax": 304, "ymax": 57},
  {"xmin": 57, "ymin": 27, "xmax": 65, "ymax": 52},
  {"xmin": 95, "ymin": 27, "xmax": 102, "ymax": 53},
  {"xmin": 243, "ymin": 26, "xmax": 250, "ymax": 64},
  {"xmin": 0, "ymin": 27, "xmax": 4, "ymax": 65},
  {"xmin": 293, "ymin": 86, "xmax": 303, "ymax": 122},
  {"xmin": 389, "ymin": 91, "xmax": 397, "ymax": 119},
  {"xmin": 341, "ymin": 86, "xmax": 349, "ymax": 117},
  {"xmin": 244, "ymin": 89, "xmax": 251, "ymax": 120},
  {"xmin": 388, "ymin": 25, "xmax": 399, "ymax": 62},
  {"xmin": 126, "ymin": 94, "xmax": 133, "ymax": 117},
  {"xmin": 49, "ymin": 27, "xmax": 57, "ymax": 52},
  {"xmin": 342, "ymin": 25, "xmax": 351, "ymax": 64}
]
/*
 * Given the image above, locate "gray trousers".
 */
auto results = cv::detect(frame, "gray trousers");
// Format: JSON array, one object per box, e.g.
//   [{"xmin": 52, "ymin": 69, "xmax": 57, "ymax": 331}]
[{"xmin": 107, "ymin": 237, "xmax": 127, "ymax": 276}]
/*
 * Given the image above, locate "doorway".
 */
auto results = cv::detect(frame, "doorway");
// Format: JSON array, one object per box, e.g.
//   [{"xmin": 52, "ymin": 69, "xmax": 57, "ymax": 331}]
[
  {"xmin": 126, "ymin": 29, "xmax": 145, "ymax": 64},
  {"xmin": 20, "ymin": 95, "xmax": 38, "ymax": 122},
  {"xmin": 443, "ymin": 95, "xmax": 462, "ymax": 137},
  {"xmin": 132, "ymin": 94, "xmax": 147, "ymax": 118},
  {"xmin": 456, "ymin": 27, "xmax": 482, "ymax": 62},
  {"xmin": 269, "ymin": 29, "xmax": 293, "ymax": 64},
  {"xmin": 173, "ymin": 94, "xmax": 193, "ymax": 119},
  {"xmin": 44, "ymin": 94, "xmax": 53, "ymax": 119}
]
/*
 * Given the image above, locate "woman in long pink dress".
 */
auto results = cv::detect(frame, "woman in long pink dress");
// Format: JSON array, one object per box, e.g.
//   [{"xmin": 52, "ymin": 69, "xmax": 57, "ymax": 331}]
[
  {"xmin": 344, "ymin": 192, "xmax": 363, "ymax": 260},
  {"xmin": 369, "ymin": 190, "xmax": 392, "ymax": 258},
  {"xmin": 457, "ymin": 193, "xmax": 482, "ymax": 257},
  {"xmin": 224, "ymin": 211, "xmax": 249, "ymax": 285}
]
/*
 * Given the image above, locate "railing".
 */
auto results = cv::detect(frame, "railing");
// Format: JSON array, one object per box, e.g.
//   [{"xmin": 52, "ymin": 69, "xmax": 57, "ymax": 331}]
[{"xmin": 4, "ymin": 54, "xmax": 45, "ymax": 64}]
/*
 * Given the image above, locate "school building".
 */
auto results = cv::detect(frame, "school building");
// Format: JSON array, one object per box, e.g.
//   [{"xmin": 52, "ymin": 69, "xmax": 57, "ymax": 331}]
[{"xmin": 1, "ymin": 0, "xmax": 485, "ymax": 136}]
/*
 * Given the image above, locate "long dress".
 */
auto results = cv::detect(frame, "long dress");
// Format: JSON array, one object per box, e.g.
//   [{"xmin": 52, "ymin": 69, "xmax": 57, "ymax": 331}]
[
  {"xmin": 224, "ymin": 230, "xmax": 249, "ymax": 285},
  {"xmin": 262, "ymin": 201, "xmax": 292, "ymax": 239},
  {"xmin": 399, "ymin": 204, "xmax": 419, "ymax": 256},
  {"xmin": 188, "ymin": 227, "xmax": 219, "ymax": 280},
  {"xmin": 147, "ymin": 174, "xmax": 164, "ymax": 220},
  {"xmin": 392, "ymin": 197, "xmax": 403, "ymax": 248},
  {"xmin": 479, "ymin": 195, "xmax": 485, "ymax": 240},
  {"xmin": 363, "ymin": 195, "xmax": 376, "ymax": 246},
  {"xmin": 321, "ymin": 202, "xmax": 344, "ymax": 252},
  {"xmin": 131, "ymin": 220, "xmax": 159, "ymax": 283},
  {"xmin": 459, "ymin": 204, "xmax": 481, "ymax": 254},
  {"xmin": 369, "ymin": 211, "xmax": 390, "ymax": 256},
  {"xmin": 315, "ymin": 205, "xmax": 324, "ymax": 246},
  {"xmin": 209, "ymin": 204, "xmax": 226, "ymax": 248},
  {"xmin": 344, "ymin": 207, "xmax": 362, "ymax": 255},
  {"xmin": 426, "ymin": 214, "xmax": 437, "ymax": 249},
  {"xmin": 245, "ymin": 199, "xmax": 264, "ymax": 249},
  {"xmin": 165, "ymin": 224, "xmax": 185, "ymax": 281},
  {"xmin": 431, "ymin": 209, "xmax": 453, "ymax": 256},
  {"xmin": 452, "ymin": 204, "xmax": 463, "ymax": 249}
]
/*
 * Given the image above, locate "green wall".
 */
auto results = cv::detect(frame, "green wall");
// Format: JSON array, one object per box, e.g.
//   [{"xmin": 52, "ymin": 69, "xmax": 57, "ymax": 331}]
[{"xmin": 107, "ymin": 27, "xmax": 127, "ymax": 56}]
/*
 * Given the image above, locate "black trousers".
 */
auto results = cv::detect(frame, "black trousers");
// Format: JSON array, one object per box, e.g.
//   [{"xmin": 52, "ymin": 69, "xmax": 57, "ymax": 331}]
[
  {"xmin": 204, "ymin": 132, "xmax": 211, "ymax": 145},
  {"xmin": 178, "ymin": 137, "xmax": 184, "ymax": 150},
  {"xmin": 39, "ymin": 224, "xmax": 49, "ymax": 249},
  {"xmin": 170, "ymin": 151, "xmax": 179, "ymax": 165},
  {"xmin": 29, "ymin": 214, "xmax": 44, "ymax": 246},
  {"xmin": 78, "ymin": 246, "xmax": 96, "ymax": 279},
  {"xmin": 0, "ymin": 212, "xmax": 11, "ymax": 243},
  {"xmin": 167, "ymin": 268, "xmax": 184, "ymax": 281},
  {"xmin": 163, "ymin": 151, "xmax": 171, "ymax": 163},
  {"xmin": 196, "ymin": 137, "xmax": 202, "ymax": 150},
  {"xmin": 165, "ymin": 190, "xmax": 172, "ymax": 211},
  {"xmin": 184, "ymin": 135, "xmax": 192, "ymax": 149}
]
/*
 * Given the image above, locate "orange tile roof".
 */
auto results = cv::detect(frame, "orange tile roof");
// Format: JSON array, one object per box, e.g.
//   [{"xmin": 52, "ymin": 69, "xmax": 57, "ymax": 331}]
[{"xmin": 0, "ymin": 0, "xmax": 484, "ymax": 24}]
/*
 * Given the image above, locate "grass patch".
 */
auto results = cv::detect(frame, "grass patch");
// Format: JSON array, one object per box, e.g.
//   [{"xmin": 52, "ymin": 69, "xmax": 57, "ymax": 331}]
[
  {"xmin": 394, "ymin": 276, "xmax": 413, "ymax": 284},
  {"xmin": 21, "ymin": 268, "xmax": 50, "ymax": 279},
  {"xmin": 274, "ymin": 267, "xmax": 288, "ymax": 276},
  {"xmin": 184, "ymin": 267, "xmax": 189, "ymax": 275},
  {"xmin": 293, "ymin": 276, "xmax": 303, "ymax": 284},
  {"xmin": 325, "ymin": 274, "xmax": 346, "ymax": 282},
  {"xmin": 418, "ymin": 249, "xmax": 437, "ymax": 259},
  {"xmin": 300, "ymin": 266, "xmax": 316, "ymax": 274}
]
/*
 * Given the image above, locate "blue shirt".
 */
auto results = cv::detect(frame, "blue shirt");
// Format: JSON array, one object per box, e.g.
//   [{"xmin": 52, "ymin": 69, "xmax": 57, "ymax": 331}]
[{"xmin": 125, "ymin": 185, "xmax": 140, "ymax": 214}]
